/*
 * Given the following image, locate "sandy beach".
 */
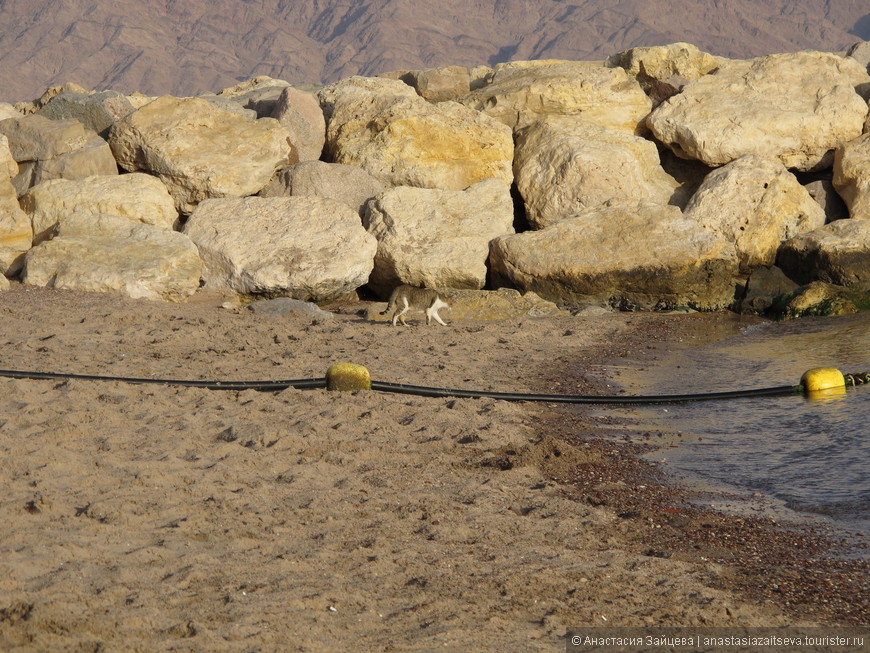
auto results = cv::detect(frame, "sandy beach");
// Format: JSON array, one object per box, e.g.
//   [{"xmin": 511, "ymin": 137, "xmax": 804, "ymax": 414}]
[{"xmin": 0, "ymin": 285, "xmax": 865, "ymax": 651}]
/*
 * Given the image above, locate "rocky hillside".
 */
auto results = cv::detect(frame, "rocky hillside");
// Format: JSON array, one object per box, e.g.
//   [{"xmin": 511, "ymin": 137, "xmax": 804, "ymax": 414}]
[{"xmin": 0, "ymin": 0, "xmax": 868, "ymax": 102}]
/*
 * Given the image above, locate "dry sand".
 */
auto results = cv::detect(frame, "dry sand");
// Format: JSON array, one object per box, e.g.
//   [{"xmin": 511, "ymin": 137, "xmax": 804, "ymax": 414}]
[{"xmin": 0, "ymin": 285, "xmax": 865, "ymax": 651}]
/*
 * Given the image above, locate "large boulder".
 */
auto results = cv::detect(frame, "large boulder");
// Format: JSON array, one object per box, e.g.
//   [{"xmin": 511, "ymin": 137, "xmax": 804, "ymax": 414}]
[
  {"xmin": 514, "ymin": 116, "xmax": 679, "ymax": 228},
  {"xmin": 647, "ymin": 52, "xmax": 870, "ymax": 171},
  {"xmin": 320, "ymin": 76, "xmax": 513, "ymax": 190},
  {"xmin": 683, "ymin": 155, "xmax": 826, "ymax": 272},
  {"xmin": 13, "ymin": 134, "xmax": 118, "ymax": 196},
  {"xmin": 22, "ymin": 212, "xmax": 202, "ymax": 301},
  {"xmin": 0, "ymin": 114, "xmax": 118, "ymax": 195},
  {"xmin": 0, "ymin": 136, "xmax": 30, "ymax": 276},
  {"xmin": 318, "ymin": 75, "xmax": 419, "ymax": 121},
  {"xmin": 21, "ymin": 173, "xmax": 179, "ymax": 244},
  {"xmin": 833, "ymin": 132, "xmax": 870, "ymax": 220},
  {"xmin": 183, "ymin": 196, "xmax": 377, "ymax": 301},
  {"xmin": 37, "ymin": 90, "xmax": 136, "ymax": 138},
  {"xmin": 605, "ymin": 43, "xmax": 727, "ymax": 107},
  {"xmin": 777, "ymin": 219, "xmax": 870, "ymax": 290},
  {"xmin": 363, "ymin": 178, "xmax": 515, "ymax": 295},
  {"xmin": 259, "ymin": 160, "xmax": 384, "ymax": 216},
  {"xmin": 0, "ymin": 177, "xmax": 32, "ymax": 276},
  {"xmin": 488, "ymin": 201, "xmax": 737, "ymax": 311},
  {"xmin": 606, "ymin": 42, "xmax": 725, "ymax": 83},
  {"xmin": 0, "ymin": 114, "xmax": 94, "ymax": 162},
  {"xmin": 270, "ymin": 86, "xmax": 326, "ymax": 162},
  {"xmin": 108, "ymin": 95, "xmax": 293, "ymax": 213},
  {"xmin": 458, "ymin": 60, "xmax": 652, "ymax": 134}
]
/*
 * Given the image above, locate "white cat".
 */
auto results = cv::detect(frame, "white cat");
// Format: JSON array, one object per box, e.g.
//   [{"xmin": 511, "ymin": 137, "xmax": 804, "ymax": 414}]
[{"xmin": 380, "ymin": 285, "xmax": 449, "ymax": 326}]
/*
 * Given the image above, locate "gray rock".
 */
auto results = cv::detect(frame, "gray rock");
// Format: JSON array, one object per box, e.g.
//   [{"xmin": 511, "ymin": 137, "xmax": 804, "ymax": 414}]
[
  {"xmin": 846, "ymin": 41, "xmax": 870, "ymax": 74},
  {"xmin": 738, "ymin": 266, "xmax": 799, "ymax": 314},
  {"xmin": 270, "ymin": 87, "xmax": 326, "ymax": 162},
  {"xmin": 259, "ymin": 160, "xmax": 382, "ymax": 216},
  {"xmin": 777, "ymin": 219, "xmax": 870, "ymax": 290},
  {"xmin": 248, "ymin": 297, "xmax": 335, "ymax": 320},
  {"xmin": 37, "ymin": 90, "xmax": 135, "ymax": 138},
  {"xmin": 803, "ymin": 177, "xmax": 850, "ymax": 223}
]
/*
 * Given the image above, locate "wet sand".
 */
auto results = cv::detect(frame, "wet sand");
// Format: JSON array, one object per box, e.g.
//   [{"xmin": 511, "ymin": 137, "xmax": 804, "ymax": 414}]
[{"xmin": 0, "ymin": 285, "xmax": 865, "ymax": 651}]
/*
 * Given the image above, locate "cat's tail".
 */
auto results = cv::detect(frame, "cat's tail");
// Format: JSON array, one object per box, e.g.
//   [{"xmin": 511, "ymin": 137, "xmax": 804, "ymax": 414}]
[
  {"xmin": 379, "ymin": 289, "xmax": 398, "ymax": 315},
  {"xmin": 379, "ymin": 300, "xmax": 394, "ymax": 316}
]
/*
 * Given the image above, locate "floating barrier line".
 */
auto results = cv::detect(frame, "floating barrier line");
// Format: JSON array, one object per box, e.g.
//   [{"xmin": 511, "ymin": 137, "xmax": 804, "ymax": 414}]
[
  {"xmin": 1, "ymin": 367, "xmax": 866, "ymax": 405},
  {"xmin": 0, "ymin": 368, "xmax": 326, "ymax": 392},
  {"xmin": 0, "ymin": 366, "xmax": 870, "ymax": 405},
  {"xmin": 369, "ymin": 380, "xmax": 802, "ymax": 403}
]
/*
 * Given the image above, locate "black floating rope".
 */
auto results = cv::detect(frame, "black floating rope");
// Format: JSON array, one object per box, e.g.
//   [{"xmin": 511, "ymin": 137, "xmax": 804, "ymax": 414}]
[
  {"xmin": 0, "ymin": 368, "xmax": 865, "ymax": 405},
  {"xmin": 0, "ymin": 368, "xmax": 325, "ymax": 392},
  {"xmin": 369, "ymin": 379, "xmax": 802, "ymax": 404},
  {"xmin": 0, "ymin": 367, "xmax": 829, "ymax": 406}
]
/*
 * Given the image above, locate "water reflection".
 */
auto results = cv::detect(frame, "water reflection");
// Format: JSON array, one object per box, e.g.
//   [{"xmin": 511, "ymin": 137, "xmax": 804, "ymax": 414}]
[{"xmin": 606, "ymin": 312, "xmax": 870, "ymax": 537}]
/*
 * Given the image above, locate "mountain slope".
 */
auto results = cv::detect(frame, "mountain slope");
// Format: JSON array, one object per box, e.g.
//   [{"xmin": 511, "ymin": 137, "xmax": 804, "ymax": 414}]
[{"xmin": 0, "ymin": 0, "xmax": 867, "ymax": 102}]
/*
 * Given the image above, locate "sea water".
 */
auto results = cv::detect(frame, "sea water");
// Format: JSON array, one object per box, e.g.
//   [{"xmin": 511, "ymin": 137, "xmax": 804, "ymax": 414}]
[{"xmin": 600, "ymin": 312, "xmax": 870, "ymax": 540}]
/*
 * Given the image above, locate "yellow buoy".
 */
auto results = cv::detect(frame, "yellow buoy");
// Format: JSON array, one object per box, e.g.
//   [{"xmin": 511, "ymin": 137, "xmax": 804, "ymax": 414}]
[
  {"xmin": 326, "ymin": 363, "xmax": 372, "ymax": 392},
  {"xmin": 800, "ymin": 368, "xmax": 846, "ymax": 396}
]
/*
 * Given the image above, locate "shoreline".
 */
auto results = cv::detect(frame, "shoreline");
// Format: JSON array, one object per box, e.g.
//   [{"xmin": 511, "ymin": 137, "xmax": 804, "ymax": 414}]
[
  {"xmin": 0, "ymin": 286, "xmax": 865, "ymax": 650},
  {"xmin": 537, "ymin": 312, "xmax": 869, "ymax": 628},
  {"xmin": 538, "ymin": 405, "xmax": 868, "ymax": 628}
]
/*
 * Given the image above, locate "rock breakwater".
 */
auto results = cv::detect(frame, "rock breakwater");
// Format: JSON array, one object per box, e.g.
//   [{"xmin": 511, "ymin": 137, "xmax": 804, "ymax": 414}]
[{"xmin": 1, "ymin": 42, "xmax": 868, "ymax": 315}]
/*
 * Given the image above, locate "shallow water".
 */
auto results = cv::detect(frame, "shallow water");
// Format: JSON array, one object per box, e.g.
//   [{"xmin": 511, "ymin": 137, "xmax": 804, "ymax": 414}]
[{"xmin": 600, "ymin": 312, "xmax": 870, "ymax": 539}]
